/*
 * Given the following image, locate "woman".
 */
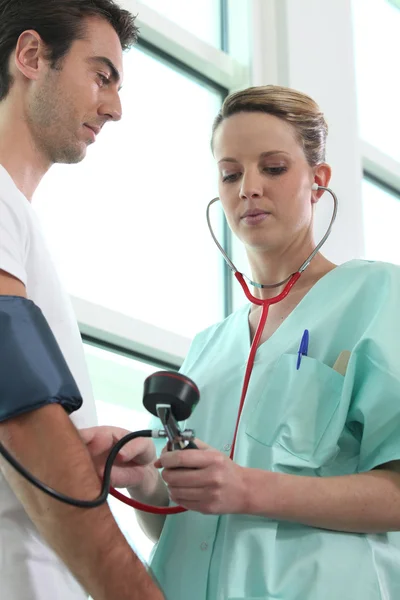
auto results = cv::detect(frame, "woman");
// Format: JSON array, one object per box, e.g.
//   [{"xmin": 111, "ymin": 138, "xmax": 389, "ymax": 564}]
[{"xmin": 82, "ymin": 86, "xmax": 400, "ymax": 600}]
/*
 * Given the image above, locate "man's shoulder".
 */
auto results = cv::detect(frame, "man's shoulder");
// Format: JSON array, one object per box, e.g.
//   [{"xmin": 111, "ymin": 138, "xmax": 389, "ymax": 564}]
[{"xmin": 0, "ymin": 165, "xmax": 30, "ymax": 221}]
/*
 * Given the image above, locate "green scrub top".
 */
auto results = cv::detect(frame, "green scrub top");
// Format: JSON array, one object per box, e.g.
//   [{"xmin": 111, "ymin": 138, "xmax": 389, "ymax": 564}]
[{"xmin": 150, "ymin": 260, "xmax": 400, "ymax": 600}]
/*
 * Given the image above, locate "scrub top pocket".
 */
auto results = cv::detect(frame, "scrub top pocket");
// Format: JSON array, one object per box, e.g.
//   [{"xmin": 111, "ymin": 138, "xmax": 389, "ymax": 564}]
[{"xmin": 245, "ymin": 353, "xmax": 344, "ymax": 462}]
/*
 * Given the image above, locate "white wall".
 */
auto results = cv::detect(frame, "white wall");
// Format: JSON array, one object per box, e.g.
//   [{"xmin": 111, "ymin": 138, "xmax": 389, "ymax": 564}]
[{"xmin": 232, "ymin": 0, "xmax": 364, "ymax": 302}]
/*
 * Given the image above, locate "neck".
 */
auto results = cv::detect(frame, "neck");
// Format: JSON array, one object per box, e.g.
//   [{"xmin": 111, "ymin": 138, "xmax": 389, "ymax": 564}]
[
  {"xmin": 0, "ymin": 95, "xmax": 51, "ymax": 201},
  {"xmin": 245, "ymin": 238, "xmax": 336, "ymax": 300}
]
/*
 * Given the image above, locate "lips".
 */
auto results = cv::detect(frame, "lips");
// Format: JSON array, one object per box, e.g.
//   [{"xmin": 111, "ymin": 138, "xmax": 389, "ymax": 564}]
[
  {"xmin": 241, "ymin": 209, "xmax": 269, "ymax": 219},
  {"xmin": 85, "ymin": 124, "xmax": 101, "ymax": 136}
]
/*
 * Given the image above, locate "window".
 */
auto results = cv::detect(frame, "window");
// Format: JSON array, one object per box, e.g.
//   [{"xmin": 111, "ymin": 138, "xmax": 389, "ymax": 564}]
[
  {"xmin": 353, "ymin": 0, "xmax": 400, "ymax": 253},
  {"xmin": 140, "ymin": 0, "xmax": 224, "ymax": 47},
  {"xmin": 362, "ymin": 176, "xmax": 400, "ymax": 263},
  {"xmin": 84, "ymin": 341, "xmax": 167, "ymax": 563},
  {"xmin": 353, "ymin": 0, "xmax": 400, "ymax": 162},
  {"xmin": 33, "ymin": 1, "xmax": 250, "ymax": 353},
  {"xmin": 34, "ymin": 45, "xmax": 226, "ymax": 339}
]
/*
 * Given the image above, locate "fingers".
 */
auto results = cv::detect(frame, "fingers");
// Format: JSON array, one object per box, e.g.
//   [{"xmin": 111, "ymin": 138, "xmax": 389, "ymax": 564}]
[
  {"xmin": 86, "ymin": 431, "xmax": 124, "ymax": 459},
  {"xmin": 192, "ymin": 438, "xmax": 210, "ymax": 450},
  {"xmin": 157, "ymin": 449, "xmax": 221, "ymax": 470},
  {"xmin": 80, "ymin": 427, "xmax": 155, "ymax": 465},
  {"xmin": 114, "ymin": 436, "xmax": 156, "ymax": 464},
  {"xmin": 153, "ymin": 438, "xmax": 211, "ymax": 469},
  {"xmin": 168, "ymin": 486, "xmax": 209, "ymax": 503},
  {"xmin": 111, "ymin": 433, "xmax": 135, "ymax": 461},
  {"xmin": 79, "ymin": 426, "xmax": 131, "ymax": 451},
  {"xmin": 78, "ymin": 427, "xmax": 97, "ymax": 444},
  {"xmin": 162, "ymin": 466, "xmax": 213, "ymax": 488}
]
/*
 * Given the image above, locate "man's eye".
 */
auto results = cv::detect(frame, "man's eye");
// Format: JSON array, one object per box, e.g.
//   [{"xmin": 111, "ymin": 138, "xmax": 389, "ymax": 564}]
[{"xmin": 97, "ymin": 74, "xmax": 110, "ymax": 86}]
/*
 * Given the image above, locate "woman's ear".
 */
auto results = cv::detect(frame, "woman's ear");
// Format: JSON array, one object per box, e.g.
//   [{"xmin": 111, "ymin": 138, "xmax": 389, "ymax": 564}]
[{"xmin": 311, "ymin": 163, "xmax": 332, "ymax": 203}]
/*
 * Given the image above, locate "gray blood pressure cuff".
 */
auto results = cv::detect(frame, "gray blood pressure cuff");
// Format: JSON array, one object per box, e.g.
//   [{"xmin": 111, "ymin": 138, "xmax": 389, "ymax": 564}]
[{"xmin": 0, "ymin": 296, "xmax": 83, "ymax": 423}]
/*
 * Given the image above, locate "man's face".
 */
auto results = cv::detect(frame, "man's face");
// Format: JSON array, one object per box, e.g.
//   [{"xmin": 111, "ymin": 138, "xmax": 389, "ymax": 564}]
[{"xmin": 26, "ymin": 16, "xmax": 124, "ymax": 164}]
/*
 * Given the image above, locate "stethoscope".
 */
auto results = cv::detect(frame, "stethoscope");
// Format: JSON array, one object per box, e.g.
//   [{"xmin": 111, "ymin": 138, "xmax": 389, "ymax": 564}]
[
  {"xmin": 0, "ymin": 184, "xmax": 337, "ymax": 515},
  {"xmin": 206, "ymin": 182, "xmax": 338, "ymax": 458}
]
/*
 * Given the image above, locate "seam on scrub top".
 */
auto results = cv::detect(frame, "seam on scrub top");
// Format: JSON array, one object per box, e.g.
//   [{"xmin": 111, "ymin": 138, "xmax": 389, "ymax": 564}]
[
  {"xmin": 365, "ymin": 535, "xmax": 385, "ymax": 600},
  {"xmin": 271, "ymin": 397, "xmax": 342, "ymax": 464}
]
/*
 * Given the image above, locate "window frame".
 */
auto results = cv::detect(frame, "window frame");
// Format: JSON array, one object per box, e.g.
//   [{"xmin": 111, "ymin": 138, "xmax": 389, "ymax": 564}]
[
  {"xmin": 362, "ymin": 142, "xmax": 400, "ymax": 198},
  {"xmin": 71, "ymin": 0, "xmax": 252, "ymax": 364},
  {"xmin": 362, "ymin": 170, "xmax": 400, "ymax": 263},
  {"xmin": 352, "ymin": 0, "xmax": 400, "ymax": 229}
]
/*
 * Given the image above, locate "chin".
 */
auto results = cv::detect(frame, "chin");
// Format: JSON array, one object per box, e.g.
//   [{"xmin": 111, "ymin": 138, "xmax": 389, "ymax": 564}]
[
  {"xmin": 54, "ymin": 145, "xmax": 87, "ymax": 165},
  {"xmin": 242, "ymin": 229, "xmax": 273, "ymax": 244},
  {"xmin": 245, "ymin": 234, "xmax": 280, "ymax": 253}
]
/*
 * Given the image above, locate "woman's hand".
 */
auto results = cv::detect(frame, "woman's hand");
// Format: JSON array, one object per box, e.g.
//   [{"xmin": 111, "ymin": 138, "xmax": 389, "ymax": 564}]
[
  {"xmin": 79, "ymin": 426, "xmax": 157, "ymax": 490},
  {"xmin": 154, "ymin": 439, "xmax": 247, "ymax": 514}
]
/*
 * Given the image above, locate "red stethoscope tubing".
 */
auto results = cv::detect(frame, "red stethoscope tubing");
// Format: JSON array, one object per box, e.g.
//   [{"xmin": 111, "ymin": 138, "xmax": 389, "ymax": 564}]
[
  {"xmin": 110, "ymin": 271, "xmax": 301, "ymax": 514},
  {"xmin": 229, "ymin": 271, "xmax": 301, "ymax": 459},
  {"xmin": 110, "ymin": 486, "xmax": 186, "ymax": 514}
]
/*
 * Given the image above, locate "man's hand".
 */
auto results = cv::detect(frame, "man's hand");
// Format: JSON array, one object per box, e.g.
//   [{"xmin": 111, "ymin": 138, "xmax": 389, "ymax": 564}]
[{"xmin": 79, "ymin": 426, "xmax": 157, "ymax": 490}]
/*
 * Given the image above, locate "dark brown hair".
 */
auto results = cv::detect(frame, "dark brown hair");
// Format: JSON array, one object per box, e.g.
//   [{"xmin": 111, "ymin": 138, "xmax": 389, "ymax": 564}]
[{"xmin": 0, "ymin": 0, "xmax": 139, "ymax": 101}]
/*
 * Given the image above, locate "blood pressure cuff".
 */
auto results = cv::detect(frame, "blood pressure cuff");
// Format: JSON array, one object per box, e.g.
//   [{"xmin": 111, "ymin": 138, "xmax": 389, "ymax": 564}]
[{"xmin": 0, "ymin": 296, "xmax": 83, "ymax": 423}]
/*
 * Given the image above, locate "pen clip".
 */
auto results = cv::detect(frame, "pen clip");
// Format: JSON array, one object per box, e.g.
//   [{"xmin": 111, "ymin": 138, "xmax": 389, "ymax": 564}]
[{"xmin": 296, "ymin": 329, "xmax": 309, "ymax": 370}]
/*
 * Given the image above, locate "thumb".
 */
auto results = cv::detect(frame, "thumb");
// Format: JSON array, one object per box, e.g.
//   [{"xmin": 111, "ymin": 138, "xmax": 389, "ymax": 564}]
[
  {"xmin": 78, "ymin": 427, "xmax": 96, "ymax": 445},
  {"xmin": 192, "ymin": 438, "xmax": 210, "ymax": 450},
  {"xmin": 153, "ymin": 438, "xmax": 209, "ymax": 468}
]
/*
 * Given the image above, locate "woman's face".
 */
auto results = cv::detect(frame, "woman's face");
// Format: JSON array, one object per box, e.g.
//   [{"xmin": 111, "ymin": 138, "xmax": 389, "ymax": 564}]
[{"xmin": 213, "ymin": 111, "xmax": 327, "ymax": 253}]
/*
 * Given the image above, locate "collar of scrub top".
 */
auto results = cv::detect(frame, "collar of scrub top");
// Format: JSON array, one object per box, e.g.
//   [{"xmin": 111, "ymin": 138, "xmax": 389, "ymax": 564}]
[{"xmin": 206, "ymin": 184, "xmax": 338, "ymax": 459}]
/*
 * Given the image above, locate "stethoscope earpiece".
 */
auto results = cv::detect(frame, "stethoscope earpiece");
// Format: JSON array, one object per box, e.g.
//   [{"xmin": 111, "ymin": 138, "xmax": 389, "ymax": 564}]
[{"xmin": 311, "ymin": 182, "xmax": 319, "ymax": 191}]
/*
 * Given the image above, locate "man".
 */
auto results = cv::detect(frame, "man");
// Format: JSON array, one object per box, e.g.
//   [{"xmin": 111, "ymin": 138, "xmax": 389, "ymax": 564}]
[{"xmin": 0, "ymin": 1, "xmax": 164, "ymax": 598}]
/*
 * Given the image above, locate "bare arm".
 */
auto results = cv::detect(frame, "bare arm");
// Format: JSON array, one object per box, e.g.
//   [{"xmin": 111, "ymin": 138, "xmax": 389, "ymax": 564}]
[
  {"xmin": 242, "ymin": 461, "xmax": 400, "ymax": 533},
  {"xmin": 128, "ymin": 468, "xmax": 169, "ymax": 542},
  {"xmin": 159, "ymin": 442, "xmax": 400, "ymax": 533},
  {"xmin": 0, "ymin": 272, "xmax": 164, "ymax": 600}
]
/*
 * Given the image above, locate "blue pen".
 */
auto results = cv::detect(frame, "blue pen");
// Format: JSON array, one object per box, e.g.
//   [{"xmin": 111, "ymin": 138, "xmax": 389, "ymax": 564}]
[{"xmin": 296, "ymin": 329, "xmax": 309, "ymax": 370}]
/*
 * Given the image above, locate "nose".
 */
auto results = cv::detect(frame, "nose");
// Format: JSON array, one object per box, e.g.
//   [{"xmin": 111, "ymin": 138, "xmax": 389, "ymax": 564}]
[
  {"xmin": 239, "ymin": 169, "xmax": 263, "ymax": 201},
  {"xmin": 99, "ymin": 89, "xmax": 123, "ymax": 122}
]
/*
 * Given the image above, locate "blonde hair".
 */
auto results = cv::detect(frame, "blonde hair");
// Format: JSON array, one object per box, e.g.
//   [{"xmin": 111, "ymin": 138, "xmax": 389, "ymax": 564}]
[{"xmin": 211, "ymin": 85, "xmax": 328, "ymax": 167}]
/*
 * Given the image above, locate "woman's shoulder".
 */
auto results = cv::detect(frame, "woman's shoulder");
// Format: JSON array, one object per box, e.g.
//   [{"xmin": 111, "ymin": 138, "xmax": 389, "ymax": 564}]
[
  {"xmin": 329, "ymin": 259, "xmax": 400, "ymax": 326},
  {"xmin": 337, "ymin": 258, "xmax": 400, "ymax": 286},
  {"xmin": 182, "ymin": 303, "xmax": 249, "ymax": 367},
  {"xmin": 192, "ymin": 303, "xmax": 249, "ymax": 345}
]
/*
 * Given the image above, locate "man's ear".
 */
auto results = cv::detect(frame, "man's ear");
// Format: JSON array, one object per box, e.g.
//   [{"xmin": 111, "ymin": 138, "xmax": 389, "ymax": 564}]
[{"xmin": 14, "ymin": 30, "xmax": 48, "ymax": 83}]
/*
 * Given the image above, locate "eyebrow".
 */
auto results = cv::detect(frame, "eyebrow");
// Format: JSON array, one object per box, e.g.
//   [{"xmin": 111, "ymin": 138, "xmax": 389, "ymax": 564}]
[
  {"xmin": 218, "ymin": 151, "xmax": 290, "ymax": 164},
  {"xmin": 88, "ymin": 56, "xmax": 123, "ymax": 91}
]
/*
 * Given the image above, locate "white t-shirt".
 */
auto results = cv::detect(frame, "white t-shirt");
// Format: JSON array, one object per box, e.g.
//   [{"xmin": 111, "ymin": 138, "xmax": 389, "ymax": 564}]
[{"xmin": 0, "ymin": 165, "xmax": 97, "ymax": 599}]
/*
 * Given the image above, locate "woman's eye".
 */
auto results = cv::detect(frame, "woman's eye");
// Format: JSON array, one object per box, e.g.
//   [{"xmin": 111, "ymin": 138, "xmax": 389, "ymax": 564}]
[
  {"xmin": 222, "ymin": 173, "xmax": 241, "ymax": 183},
  {"xmin": 263, "ymin": 166, "xmax": 287, "ymax": 175}
]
